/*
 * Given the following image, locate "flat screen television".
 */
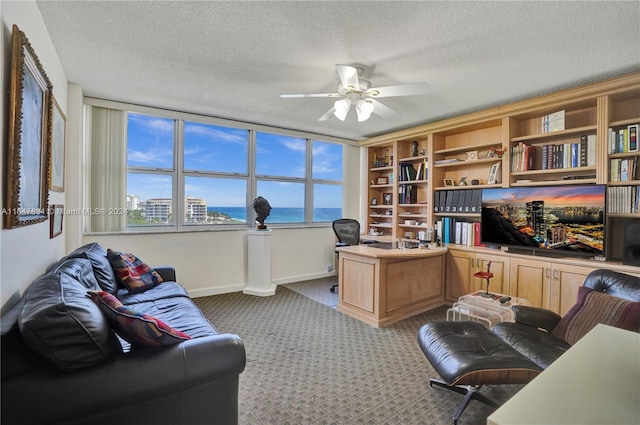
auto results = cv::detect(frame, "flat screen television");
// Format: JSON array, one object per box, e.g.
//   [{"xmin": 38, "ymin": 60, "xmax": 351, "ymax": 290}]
[{"xmin": 481, "ymin": 185, "xmax": 606, "ymax": 258}]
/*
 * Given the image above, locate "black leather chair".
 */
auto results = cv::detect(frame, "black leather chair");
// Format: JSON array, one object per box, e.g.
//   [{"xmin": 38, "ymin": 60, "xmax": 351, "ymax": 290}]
[
  {"xmin": 418, "ymin": 269, "xmax": 640, "ymax": 424},
  {"xmin": 330, "ymin": 219, "xmax": 360, "ymax": 292}
]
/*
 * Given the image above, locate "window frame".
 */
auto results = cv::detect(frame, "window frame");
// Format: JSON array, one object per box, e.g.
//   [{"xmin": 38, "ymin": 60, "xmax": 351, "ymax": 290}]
[{"xmin": 84, "ymin": 97, "xmax": 353, "ymax": 234}]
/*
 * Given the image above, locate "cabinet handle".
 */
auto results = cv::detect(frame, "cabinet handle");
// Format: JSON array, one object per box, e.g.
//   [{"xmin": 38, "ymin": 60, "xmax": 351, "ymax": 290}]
[
  {"xmin": 553, "ymin": 270, "xmax": 559, "ymax": 280},
  {"xmin": 545, "ymin": 268, "xmax": 550, "ymax": 278}
]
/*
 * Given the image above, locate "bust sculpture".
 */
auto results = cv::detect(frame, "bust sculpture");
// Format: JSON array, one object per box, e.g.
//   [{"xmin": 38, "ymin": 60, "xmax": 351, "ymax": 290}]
[{"xmin": 252, "ymin": 196, "xmax": 272, "ymax": 229}]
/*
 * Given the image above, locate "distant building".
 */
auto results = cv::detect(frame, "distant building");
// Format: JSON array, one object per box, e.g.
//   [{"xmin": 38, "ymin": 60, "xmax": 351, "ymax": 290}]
[
  {"xmin": 143, "ymin": 198, "xmax": 172, "ymax": 223},
  {"xmin": 126, "ymin": 194, "xmax": 140, "ymax": 211},
  {"xmin": 185, "ymin": 197, "xmax": 207, "ymax": 223}
]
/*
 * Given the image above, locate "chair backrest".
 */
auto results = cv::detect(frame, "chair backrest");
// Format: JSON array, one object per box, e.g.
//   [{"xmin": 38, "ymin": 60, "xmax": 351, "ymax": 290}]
[
  {"xmin": 583, "ymin": 269, "xmax": 640, "ymax": 302},
  {"xmin": 332, "ymin": 219, "xmax": 360, "ymax": 246}
]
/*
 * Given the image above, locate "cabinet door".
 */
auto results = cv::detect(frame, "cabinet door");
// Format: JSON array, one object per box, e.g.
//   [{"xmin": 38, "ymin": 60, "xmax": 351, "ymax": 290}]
[
  {"xmin": 473, "ymin": 253, "xmax": 509, "ymax": 296},
  {"xmin": 446, "ymin": 249, "xmax": 474, "ymax": 302},
  {"xmin": 549, "ymin": 263, "xmax": 597, "ymax": 316},
  {"xmin": 509, "ymin": 257, "xmax": 550, "ymax": 308}
]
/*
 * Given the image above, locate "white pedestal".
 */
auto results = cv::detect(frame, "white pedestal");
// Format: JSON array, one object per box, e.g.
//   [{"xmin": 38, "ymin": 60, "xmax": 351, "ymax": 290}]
[{"xmin": 244, "ymin": 229, "xmax": 276, "ymax": 296}]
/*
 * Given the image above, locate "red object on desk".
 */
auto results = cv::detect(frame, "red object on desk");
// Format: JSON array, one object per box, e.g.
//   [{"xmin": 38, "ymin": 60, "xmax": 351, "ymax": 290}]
[{"xmin": 473, "ymin": 271, "xmax": 494, "ymax": 279}]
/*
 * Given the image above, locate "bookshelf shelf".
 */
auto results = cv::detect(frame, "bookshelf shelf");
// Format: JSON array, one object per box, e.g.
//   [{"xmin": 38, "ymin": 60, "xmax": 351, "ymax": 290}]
[{"xmin": 510, "ymin": 125, "xmax": 597, "ymax": 143}]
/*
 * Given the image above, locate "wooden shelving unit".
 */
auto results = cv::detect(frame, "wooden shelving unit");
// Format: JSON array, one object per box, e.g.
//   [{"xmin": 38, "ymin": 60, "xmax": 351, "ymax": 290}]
[{"xmin": 362, "ymin": 72, "xmax": 640, "ymax": 263}]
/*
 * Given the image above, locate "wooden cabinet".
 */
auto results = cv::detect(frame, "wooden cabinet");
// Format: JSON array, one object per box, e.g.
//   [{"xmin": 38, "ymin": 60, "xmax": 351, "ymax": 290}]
[
  {"xmin": 445, "ymin": 248, "xmax": 508, "ymax": 303},
  {"xmin": 548, "ymin": 263, "xmax": 597, "ymax": 315},
  {"xmin": 510, "ymin": 258, "xmax": 598, "ymax": 313},
  {"xmin": 445, "ymin": 249, "xmax": 474, "ymax": 301},
  {"xmin": 508, "ymin": 257, "xmax": 550, "ymax": 309}
]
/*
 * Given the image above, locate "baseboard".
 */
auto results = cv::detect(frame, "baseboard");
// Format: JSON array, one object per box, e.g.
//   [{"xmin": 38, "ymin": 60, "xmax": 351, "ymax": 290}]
[
  {"xmin": 188, "ymin": 271, "xmax": 336, "ymax": 298},
  {"xmin": 272, "ymin": 271, "xmax": 336, "ymax": 285}
]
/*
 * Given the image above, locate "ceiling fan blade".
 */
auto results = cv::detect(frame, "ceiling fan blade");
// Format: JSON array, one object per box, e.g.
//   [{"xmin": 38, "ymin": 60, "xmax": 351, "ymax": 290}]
[
  {"xmin": 280, "ymin": 93, "xmax": 341, "ymax": 98},
  {"xmin": 335, "ymin": 64, "xmax": 360, "ymax": 92},
  {"xmin": 318, "ymin": 106, "xmax": 336, "ymax": 121},
  {"xmin": 369, "ymin": 99, "xmax": 398, "ymax": 119},
  {"xmin": 367, "ymin": 82, "xmax": 431, "ymax": 98}
]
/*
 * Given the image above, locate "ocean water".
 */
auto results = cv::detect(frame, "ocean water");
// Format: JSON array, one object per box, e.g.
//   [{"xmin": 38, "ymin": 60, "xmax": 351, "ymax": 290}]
[{"xmin": 208, "ymin": 207, "xmax": 342, "ymax": 223}]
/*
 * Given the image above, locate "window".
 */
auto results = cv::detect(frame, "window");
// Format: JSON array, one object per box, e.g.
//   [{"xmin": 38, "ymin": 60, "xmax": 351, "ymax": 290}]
[{"xmin": 87, "ymin": 102, "xmax": 346, "ymax": 233}]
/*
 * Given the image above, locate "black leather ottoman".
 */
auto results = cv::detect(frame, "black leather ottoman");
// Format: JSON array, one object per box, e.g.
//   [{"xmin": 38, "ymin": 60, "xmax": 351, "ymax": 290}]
[{"xmin": 417, "ymin": 321, "xmax": 541, "ymax": 424}]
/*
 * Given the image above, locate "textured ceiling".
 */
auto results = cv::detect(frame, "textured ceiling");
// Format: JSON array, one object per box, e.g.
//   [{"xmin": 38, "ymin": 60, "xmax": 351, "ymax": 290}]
[{"xmin": 37, "ymin": 1, "xmax": 640, "ymax": 141}]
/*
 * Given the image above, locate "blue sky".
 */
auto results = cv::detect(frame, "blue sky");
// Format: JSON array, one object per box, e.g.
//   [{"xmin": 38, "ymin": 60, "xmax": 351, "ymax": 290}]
[{"xmin": 126, "ymin": 113, "xmax": 342, "ymax": 208}]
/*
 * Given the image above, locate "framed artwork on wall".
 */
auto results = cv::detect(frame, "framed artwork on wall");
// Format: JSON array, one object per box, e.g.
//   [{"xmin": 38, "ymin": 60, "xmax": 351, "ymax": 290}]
[
  {"xmin": 50, "ymin": 97, "xmax": 66, "ymax": 192},
  {"xmin": 5, "ymin": 25, "xmax": 53, "ymax": 229},
  {"xmin": 49, "ymin": 204, "xmax": 64, "ymax": 238}
]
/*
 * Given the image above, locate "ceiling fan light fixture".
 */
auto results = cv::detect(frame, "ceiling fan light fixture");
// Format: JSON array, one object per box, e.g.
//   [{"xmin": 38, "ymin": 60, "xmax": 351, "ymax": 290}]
[
  {"xmin": 356, "ymin": 98, "xmax": 374, "ymax": 122},
  {"xmin": 333, "ymin": 98, "xmax": 351, "ymax": 121}
]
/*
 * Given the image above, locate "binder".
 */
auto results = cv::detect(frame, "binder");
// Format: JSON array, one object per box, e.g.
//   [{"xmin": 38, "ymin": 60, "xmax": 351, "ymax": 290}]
[
  {"xmin": 451, "ymin": 191, "xmax": 460, "ymax": 213},
  {"xmin": 433, "ymin": 191, "xmax": 440, "ymax": 213},
  {"xmin": 440, "ymin": 191, "xmax": 447, "ymax": 212},
  {"xmin": 445, "ymin": 191, "xmax": 453, "ymax": 213},
  {"xmin": 473, "ymin": 222, "xmax": 481, "ymax": 246},
  {"xmin": 461, "ymin": 191, "xmax": 470, "ymax": 213},
  {"xmin": 443, "ymin": 217, "xmax": 451, "ymax": 244},
  {"xmin": 458, "ymin": 190, "xmax": 466, "ymax": 213},
  {"xmin": 470, "ymin": 190, "xmax": 480, "ymax": 213}
]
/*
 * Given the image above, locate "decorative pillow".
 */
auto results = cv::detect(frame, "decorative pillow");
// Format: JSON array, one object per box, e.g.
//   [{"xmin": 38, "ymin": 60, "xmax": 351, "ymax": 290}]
[
  {"xmin": 107, "ymin": 249, "xmax": 163, "ymax": 294},
  {"xmin": 552, "ymin": 286, "xmax": 640, "ymax": 345},
  {"xmin": 87, "ymin": 291, "xmax": 191, "ymax": 346}
]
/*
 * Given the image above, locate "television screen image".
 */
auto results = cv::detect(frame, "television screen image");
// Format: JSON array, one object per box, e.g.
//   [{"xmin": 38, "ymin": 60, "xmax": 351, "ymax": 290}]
[{"xmin": 481, "ymin": 185, "xmax": 605, "ymax": 257}]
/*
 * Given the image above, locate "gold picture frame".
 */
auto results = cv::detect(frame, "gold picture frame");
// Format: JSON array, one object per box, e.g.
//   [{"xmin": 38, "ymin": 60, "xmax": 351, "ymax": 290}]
[{"xmin": 5, "ymin": 25, "xmax": 53, "ymax": 229}]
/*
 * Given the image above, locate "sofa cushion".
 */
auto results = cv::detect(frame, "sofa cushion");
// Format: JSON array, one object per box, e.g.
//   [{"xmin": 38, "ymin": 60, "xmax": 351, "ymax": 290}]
[
  {"xmin": 88, "ymin": 291, "xmax": 192, "ymax": 346},
  {"xmin": 117, "ymin": 281, "xmax": 190, "ymax": 305},
  {"xmin": 552, "ymin": 286, "xmax": 640, "ymax": 345},
  {"xmin": 45, "ymin": 258, "xmax": 101, "ymax": 290},
  {"xmin": 492, "ymin": 322, "xmax": 571, "ymax": 369},
  {"xmin": 107, "ymin": 249, "xmax": 163, "ymax": 294},
  {"xmin": 124, "ymin": 296, "xmax": 220, "ymax": 339},
  {"xmin": 19, "ymin": 273, "xmax": 123, "ymax": 372},
  {"xmin": 67, "ymin": 242, "xmax": 119, "ymax": 293}
]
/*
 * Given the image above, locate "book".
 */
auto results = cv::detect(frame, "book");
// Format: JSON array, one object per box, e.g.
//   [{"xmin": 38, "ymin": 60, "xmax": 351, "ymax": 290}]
[
  {"xmin": 587, "ymin": 135, "xmax": 597, "ymax": 166},
  {"xmin": 629, "ymin": 124, "xmax": 638, "ymax": 152}
]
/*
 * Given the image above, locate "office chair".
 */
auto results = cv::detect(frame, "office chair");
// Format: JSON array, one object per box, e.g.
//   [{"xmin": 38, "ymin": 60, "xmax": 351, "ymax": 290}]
[{"xmin": 330, "ymin": 219, "xmax": 360, "ymax": 293}]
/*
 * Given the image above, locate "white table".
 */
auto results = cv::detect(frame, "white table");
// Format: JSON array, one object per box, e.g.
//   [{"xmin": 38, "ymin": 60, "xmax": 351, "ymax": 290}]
[{"xmin": 487, "ymin": 324, "xmax": 640, "ymax": 425}]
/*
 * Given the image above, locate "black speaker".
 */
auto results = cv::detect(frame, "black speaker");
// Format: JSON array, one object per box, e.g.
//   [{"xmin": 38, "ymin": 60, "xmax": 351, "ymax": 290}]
[{"xmin": 622, "ymin": 220, "xmax": 640, "ymax": 266}]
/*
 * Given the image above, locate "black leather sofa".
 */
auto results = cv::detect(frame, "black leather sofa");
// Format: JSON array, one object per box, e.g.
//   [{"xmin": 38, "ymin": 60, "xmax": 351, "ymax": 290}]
[{"xmin": 1, "ymin": 242, "xmax": 246, "ymax": 425}]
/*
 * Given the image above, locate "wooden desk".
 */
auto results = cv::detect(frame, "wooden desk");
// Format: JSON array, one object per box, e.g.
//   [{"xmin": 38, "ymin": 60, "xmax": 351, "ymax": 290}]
[
  {"xmin": 335, "ymin": 245, "xmax": 447, "ymax": 327},
  {"xmin": 487, "ymin": 324, "xmax": 640, "ymax": 425}
]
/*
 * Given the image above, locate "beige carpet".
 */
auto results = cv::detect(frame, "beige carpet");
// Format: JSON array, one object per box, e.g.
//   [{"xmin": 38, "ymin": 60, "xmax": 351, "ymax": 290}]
[{"xmin": 195, "ymin": 286, "xmax": 521, "ymax": 425}]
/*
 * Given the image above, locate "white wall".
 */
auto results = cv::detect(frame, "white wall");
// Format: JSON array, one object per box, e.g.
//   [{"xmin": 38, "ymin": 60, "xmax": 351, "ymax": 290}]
[
  {"xmin": 78, "ymin": 143, "xmax": 361, "ymax": 297},
  {"xmin": 1, "ymin": 1, "xmax": 363, "ymax": 305},
  {"xmin": 1, "ymin": 0, "xmax": 68, "ymax": 307}
]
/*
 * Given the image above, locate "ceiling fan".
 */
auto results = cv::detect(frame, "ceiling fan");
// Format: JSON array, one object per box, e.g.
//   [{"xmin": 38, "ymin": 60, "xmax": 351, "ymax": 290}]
[{"xmin": 280, "ymin": 64, "xmax": 430, "ymax": 122}]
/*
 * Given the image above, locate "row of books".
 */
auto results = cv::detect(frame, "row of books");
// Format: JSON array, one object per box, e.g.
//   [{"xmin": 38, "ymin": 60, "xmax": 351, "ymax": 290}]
[
  {"xmin": 541, "ymin": 110, "xmax": 565, "ymax": 133},
  {"xmin": 398, "ymin": 161, "xmax": 428, "ymax": 182},
  {"xmin": 511, "ymin": 135, "xmax": 596, "ymax": 172},
  {"xmin": 607, "ymin": 186, "xmax": 639, "ymax": 214},
  {"xmin": 609, "ymin": 124, "xmax": 639, "ymax": 154},
  {"xmin": 398, "ymin": 184, "xmax": 418, "ymax": 204},
  {"xmin": 433, "ymin": 189, "xmax": 482, "ymax": 214},
  {"xmin": 435, "ymin": 218, "xmax": 482, "ymax": 246},
  {"xmin": 610, "ymin": 156, "xmax": 640, "ymax": 182}
]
